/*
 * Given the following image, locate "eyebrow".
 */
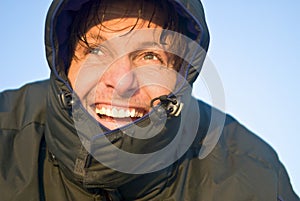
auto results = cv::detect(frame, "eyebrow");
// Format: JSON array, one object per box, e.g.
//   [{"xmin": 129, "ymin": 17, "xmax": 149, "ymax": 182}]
[
  {"xmin": 89, "ymin": 33, "xmax": 107, "ymax": 43},
  {"xmin": 136, "ymin": 41, "xmax": 163, "ymax": 48},
  {"xmin": 89, "ymin": 32, "xmax": 168, "ymax": 45}
]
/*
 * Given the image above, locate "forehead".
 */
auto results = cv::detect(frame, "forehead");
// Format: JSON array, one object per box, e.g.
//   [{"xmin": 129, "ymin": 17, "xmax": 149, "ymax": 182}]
[
  {"xmin": 86, "ymin": 18, "xmax": 163, "ymax": 42},
  {"xmin": 73, "ymin": 0, "xmax": 176, "ymax": 48},
  {"xmin": 75, "ymin": 0, "xmax": 179, "ymax": 53},
  {"xmin": 81, "ymin": 0, "xmax": 168, "ymax": 38},
  {"xmin": 84, "ymin": 0, "xmax": 167, "ymax": 44}
]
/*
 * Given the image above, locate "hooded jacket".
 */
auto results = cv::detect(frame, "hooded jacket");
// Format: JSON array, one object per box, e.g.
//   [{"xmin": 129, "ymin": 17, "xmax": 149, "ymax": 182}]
[{"xmin": 0, "ymin": 0, "xmax": 299, "ymax": 200}]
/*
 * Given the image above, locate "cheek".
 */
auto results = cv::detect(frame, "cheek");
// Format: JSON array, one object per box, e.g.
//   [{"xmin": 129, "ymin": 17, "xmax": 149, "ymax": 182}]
[
  {"xmin": 68, "ymin": 60, "xmax": 81, "ymax": 88},
  {"xmin": 147, "ymin": 86, "xmax": 172, "ymax": 98},
  {"xmin": 142, "ymin": 76, "xmax": 176, "ymax": 100},
  {"xmin": 68, "ymin": 56, "xmax": 106, "ymax": 100},
  {"xmin": 68, "ymin": 45, "xmax": 87, "ymax": 87},
  {"xmin": 137, "ymin": 68, "xmax": 177, "ymax": 95}
]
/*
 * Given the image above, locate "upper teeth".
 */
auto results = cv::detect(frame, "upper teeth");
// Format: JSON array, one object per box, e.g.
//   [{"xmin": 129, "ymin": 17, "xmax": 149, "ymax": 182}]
[{"xmin": 95, "ymin": 107, "xmax": 144, "ymax": 118}]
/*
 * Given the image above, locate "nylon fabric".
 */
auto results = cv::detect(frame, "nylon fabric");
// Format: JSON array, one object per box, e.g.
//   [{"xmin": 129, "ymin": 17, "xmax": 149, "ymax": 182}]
[{"xmin": 0, "ymin": 0, "xmax": 299, "ymax": 200}]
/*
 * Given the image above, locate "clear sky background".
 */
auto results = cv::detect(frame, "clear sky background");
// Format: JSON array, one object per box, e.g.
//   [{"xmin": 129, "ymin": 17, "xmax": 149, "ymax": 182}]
[{"xmin": 0, "ymin": 0, "xmax": 299, "ymax": 195}]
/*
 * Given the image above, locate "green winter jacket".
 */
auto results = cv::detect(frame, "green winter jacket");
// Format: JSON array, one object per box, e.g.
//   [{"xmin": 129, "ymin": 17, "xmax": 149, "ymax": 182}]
[{"xmin": 0, "ymin": 0, "xmax": 299, "ymax": 200}]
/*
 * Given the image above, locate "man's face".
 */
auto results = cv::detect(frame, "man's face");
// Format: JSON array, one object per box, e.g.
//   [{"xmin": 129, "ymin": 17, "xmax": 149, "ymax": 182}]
[{"xmin": 68, "ymin": 3, "xmax": 178, "ymax": 130}]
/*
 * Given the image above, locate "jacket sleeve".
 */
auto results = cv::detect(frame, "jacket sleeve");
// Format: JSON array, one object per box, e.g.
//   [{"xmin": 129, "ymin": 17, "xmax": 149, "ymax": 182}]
[{"xmin": 277, "ymin": 161, "xmax": 299, "ymax": 201}]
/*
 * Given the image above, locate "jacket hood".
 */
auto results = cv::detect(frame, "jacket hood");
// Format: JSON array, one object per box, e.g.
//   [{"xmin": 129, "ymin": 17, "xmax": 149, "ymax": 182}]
[{"xmin": 44, "ymin": 0, "xmax": 210, "ymax": 196}]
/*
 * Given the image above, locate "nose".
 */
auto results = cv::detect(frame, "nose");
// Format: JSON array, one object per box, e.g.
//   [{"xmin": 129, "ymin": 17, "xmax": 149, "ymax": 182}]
[{"xmin": 101, "ymin": 56, "xmax": 138, "ymax": 97}]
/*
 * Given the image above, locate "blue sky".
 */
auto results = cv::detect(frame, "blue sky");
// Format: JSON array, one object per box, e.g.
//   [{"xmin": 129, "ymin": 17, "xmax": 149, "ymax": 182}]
[{"xmin": 0, "ymin": 0, "xmax": 299, "ymax": 195}]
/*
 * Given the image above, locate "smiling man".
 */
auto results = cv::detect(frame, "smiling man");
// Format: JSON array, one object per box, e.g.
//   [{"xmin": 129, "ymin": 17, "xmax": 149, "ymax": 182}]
[
  {"xmin": 68, "ymin": 22, "xmax": 177, "ymax": 129},
  {"xmin": 67, "ymin": 0, "xmax": 185, "ymax": 130},
  {"xmin": 0, "ymin": 0, "xmax": 299, "ymax": 200}
]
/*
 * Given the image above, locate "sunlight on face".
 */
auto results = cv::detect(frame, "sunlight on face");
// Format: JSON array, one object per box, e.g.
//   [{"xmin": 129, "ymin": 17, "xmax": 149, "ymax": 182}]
[{"xmin": 68, "ymin": 2, "xmax": 178, "ymax": 130}]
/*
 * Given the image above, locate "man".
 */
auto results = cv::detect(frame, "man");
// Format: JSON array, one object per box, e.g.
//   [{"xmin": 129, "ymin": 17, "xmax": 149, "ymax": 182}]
[{"xmin": 0, "ymin": 0, "xmax": 299, "ymax": 200}]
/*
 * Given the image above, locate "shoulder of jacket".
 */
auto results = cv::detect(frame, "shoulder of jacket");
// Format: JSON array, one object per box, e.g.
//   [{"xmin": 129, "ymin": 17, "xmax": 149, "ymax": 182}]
[
  {"xmin": 182, "ymin": 99, "xmax": 284, "ymax": 200},
  {"xmin": 0, "ymin": 79, "xmax": 50, "ymax": 130},
  {"xmin": 222, "ymin": 114, "xmax": 279, "ymax": 167},
  {"xmin": 195, "ymin": 99, "xmax": 279, "ymax": 168}
]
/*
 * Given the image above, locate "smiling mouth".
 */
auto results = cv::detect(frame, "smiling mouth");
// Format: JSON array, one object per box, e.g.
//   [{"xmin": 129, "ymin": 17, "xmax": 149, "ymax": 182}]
[{"xmin": 95, "ymin": 106, "xmax": 147, "ymax": 120}]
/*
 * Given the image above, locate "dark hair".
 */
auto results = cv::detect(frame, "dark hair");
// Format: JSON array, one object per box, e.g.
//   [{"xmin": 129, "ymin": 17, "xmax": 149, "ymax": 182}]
[{"xmin": 68, "ymin": 0, "xmax": 193, "ymax": 71}]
